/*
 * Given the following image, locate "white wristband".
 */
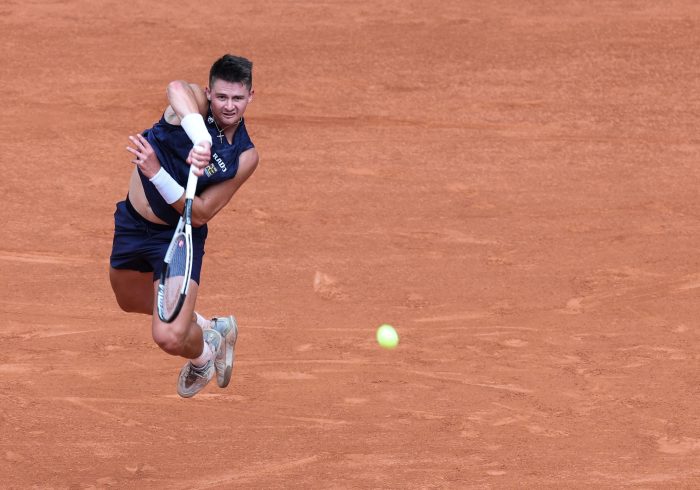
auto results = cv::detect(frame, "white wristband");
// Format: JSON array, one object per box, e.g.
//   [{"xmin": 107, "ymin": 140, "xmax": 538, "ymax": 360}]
[
  {"xmin": 180, "ymin": 113, "xmax": 213, "ymax": 146},
  {"xmin": 149, "ymin": 167, "xmax": 184, "ymax": 204}
]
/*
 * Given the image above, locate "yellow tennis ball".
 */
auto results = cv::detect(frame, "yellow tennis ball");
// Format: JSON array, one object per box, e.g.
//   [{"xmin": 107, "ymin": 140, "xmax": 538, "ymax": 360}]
[{"xmin": 376, "ymin": 324, "xmax": 399, "ymax": 349}]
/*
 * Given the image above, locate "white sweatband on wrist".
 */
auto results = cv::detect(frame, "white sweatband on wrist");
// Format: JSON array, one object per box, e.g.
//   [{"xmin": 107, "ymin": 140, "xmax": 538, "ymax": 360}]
[
  {"xmin": 149, "ymin": 167, "xmax": 185, "ymax": 204},
  {"xmin": 180, "ymin": 113, "xmax": 213, "ymax": 145}
]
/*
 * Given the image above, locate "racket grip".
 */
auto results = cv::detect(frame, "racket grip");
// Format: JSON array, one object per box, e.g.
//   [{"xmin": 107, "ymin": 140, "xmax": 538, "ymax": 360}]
[{"xmin": 185, "ymin": 165, "xmax": 199, "ymax": 199}]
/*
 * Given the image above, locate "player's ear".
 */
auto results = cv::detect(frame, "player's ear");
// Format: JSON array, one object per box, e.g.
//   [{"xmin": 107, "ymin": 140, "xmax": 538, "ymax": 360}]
[
  {"xmin": 248, "ymin": 89, "xmax": 254, "ymax": 103},
  {"xmin": 205, "ymin": 87, "xmax": 211, "ymax": 101}
]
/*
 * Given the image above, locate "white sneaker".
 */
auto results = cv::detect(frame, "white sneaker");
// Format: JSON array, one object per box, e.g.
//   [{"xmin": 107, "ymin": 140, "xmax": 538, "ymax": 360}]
[
  {"xmin": 210, "ymin": 316, "xmax": 238, "ymax": 388},
  {"xmin": 177, "ymin": 329, "xmax": 222, "ymax": 398}
]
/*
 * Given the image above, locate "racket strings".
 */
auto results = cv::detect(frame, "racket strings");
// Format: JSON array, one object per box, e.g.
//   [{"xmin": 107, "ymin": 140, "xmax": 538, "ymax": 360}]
[{"xmin": 161, "ymin": 233, "xmax": 189, "ymax": 318}]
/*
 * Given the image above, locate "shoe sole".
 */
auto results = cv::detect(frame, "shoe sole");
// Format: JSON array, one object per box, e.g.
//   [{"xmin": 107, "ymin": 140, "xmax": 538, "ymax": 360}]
[{"xmin": 218, "ymin": 315, "xmax": 238, "ymax": 388}]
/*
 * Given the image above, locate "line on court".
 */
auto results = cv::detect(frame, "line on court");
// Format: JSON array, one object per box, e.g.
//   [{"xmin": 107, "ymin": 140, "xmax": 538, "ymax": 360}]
[
  {"xmin": 233, "ymin": 407, "xmax": 350, "ymax": 427},
  {"xmin": 23, "ymin": 328, "xmax": 102, "ymax": 339},
  {"xmin": 237, "ymin": 359, "xmax": 373, "ymax": 366},
  {"xmin": 407, "ymin": 370, "xmax": 534, "ymax": 394},
  {"xmin": 413, "ymin": 312, "xmax": 492, "ymax": 323},
  {"xmin": 181, "ymin": 455, "xmax": 320, "ymax": 489},
  {"xmin": 0, "ymin": 251, "xmax": 94, "ymax": 265},
  {"xmin": 60, "ymin": 397, "xmax": 154, "ymax": 432}
]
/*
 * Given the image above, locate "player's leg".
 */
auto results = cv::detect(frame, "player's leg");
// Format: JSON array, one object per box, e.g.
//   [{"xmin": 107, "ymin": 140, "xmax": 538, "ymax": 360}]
[
  {"xmin": 151, "ymin": 279, "xmax": 205, "ymax": 357},
  {"xmin": 110, "ymin": 266, "xmax": 209, "ymax": 322},
  {"xmin": 150, "ymin": 280, "xmax": 222, "ymax": 398},
  {"xmin": 109, "ymin": 267, "xmax": 154, "ymax": 314},
  {"xmin": 181, "ymin": 235, "xmax": 238, "ymax": 389}
]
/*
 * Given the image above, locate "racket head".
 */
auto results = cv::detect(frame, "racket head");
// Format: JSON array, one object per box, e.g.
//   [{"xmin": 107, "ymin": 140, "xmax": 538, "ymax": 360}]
[{"xmin": 157, "ymin": 229, "xmax": 193, "ymax": 323}]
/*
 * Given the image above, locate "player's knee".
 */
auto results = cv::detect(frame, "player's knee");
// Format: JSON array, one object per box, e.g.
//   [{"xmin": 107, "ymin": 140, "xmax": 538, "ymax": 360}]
[{"xmin": 152, "ymin": 327, "xmax": 188, "ymax": 356}]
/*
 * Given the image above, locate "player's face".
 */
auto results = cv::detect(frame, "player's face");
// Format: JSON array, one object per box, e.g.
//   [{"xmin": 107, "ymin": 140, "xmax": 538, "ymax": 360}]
[{"xmin": 206, "ymin": 79, "xmax": 253, "ymax": 128}]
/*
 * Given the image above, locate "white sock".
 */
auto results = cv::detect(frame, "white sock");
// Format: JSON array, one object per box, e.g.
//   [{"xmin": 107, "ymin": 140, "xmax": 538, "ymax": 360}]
[
  {"xmin": 191, "ymin": 340, "xmax": 213, "ymax": 367},
  {"xmin": 194, "ymin": 312, "xmax": 211, "ymax": 330}
]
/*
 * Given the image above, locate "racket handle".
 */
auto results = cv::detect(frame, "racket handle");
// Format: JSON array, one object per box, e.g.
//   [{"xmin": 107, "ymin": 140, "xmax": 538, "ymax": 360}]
[{"xmin": 185, "ymin": 164, "xmax": 199, "ymax": 199}]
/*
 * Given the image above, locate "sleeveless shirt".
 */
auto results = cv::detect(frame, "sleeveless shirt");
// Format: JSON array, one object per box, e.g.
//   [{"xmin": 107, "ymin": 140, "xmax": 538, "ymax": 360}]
[{"xmin": 138, "ymin": 109, "xmax": 254, "ymax": 226}]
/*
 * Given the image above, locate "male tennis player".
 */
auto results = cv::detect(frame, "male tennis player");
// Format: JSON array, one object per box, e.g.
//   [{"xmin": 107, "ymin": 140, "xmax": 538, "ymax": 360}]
[{"xmin": 109, "ymin": 54, "xmax": 259, "ymax": 398}]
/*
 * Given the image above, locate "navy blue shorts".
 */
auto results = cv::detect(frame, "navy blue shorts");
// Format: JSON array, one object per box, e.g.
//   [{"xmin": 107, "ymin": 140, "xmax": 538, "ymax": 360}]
[{"xmin": 110, "ymin": 198, "xmax": 207, "ymax": 284}]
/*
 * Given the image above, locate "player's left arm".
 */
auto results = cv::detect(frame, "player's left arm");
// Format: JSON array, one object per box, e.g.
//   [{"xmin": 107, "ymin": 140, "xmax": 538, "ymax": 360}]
[{"xmin": 171, "ymin": 148, "xmax": 259, "ymax": 227}]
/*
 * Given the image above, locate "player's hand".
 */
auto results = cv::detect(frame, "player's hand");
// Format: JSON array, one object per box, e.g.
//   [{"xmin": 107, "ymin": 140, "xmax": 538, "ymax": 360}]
[
  {"xmin": 187, "ymin": 141, "xmax": 211, "ymax": 176},
  {"xmin": 127, "ymin": 134, "xmax": 161, "ymax": 179}
]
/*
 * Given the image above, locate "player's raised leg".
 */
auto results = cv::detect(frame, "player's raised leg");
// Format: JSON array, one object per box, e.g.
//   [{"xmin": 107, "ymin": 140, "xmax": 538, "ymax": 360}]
[
  {"xmin": 151, "ymin": 280, "xmax": 222, "ymax": 398},
  {"xmin": 109, "ymin": 267, "xmax": 154, "ymax": 314}
]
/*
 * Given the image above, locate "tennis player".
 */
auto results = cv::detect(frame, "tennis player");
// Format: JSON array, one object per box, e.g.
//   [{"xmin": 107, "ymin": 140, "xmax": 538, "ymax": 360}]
[{"xmin": 109, "ymin": 54, "xmax": 259, "ymax": 398}]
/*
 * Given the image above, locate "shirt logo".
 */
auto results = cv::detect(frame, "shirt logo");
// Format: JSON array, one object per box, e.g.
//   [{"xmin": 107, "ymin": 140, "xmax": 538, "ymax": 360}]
[
  {"xmin": 212, "ymin": 152, "xmax": 228, "ymax": 173},
  {"xmin": 203, "ymin": 153, "xmax": 228, "ymax": 177}
]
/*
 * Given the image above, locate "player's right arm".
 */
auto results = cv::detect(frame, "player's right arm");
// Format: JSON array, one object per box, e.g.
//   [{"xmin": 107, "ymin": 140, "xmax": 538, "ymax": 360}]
[
  {"xmin": 163, "ymin": 80, "xmax": 212, "ymax": 174},
  {"xmin": 163, "ymin": 81, "xmax": 209, "ymax": 124}
]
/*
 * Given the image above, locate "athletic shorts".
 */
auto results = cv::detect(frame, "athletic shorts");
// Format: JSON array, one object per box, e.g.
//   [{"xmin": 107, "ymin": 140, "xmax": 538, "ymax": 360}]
[{"xmin": 110, "ymin": 198, "xmax": 207, "ymax": 284}]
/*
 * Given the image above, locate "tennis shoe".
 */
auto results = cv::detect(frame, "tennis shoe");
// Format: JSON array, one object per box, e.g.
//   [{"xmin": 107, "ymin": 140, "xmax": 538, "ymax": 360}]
[
  {"xmin": 210, "ymin": 316, "xmax": 238, "ymax": 388},
  {"xmin": 177, "ymin": 328, "xmax": 222, "ymax": 398}
]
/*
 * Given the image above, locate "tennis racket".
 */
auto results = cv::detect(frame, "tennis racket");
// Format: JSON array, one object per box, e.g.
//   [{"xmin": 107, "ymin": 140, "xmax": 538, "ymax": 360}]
[{"xmin": 156, "ymin": 160, "xmax": 200, "ymax": 323}]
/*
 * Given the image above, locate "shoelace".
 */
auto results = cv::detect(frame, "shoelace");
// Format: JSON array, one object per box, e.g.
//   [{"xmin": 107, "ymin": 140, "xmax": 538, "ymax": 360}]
[{"xmin": 188, "ymin": 362, "xmax": 210, "ymax": 380}]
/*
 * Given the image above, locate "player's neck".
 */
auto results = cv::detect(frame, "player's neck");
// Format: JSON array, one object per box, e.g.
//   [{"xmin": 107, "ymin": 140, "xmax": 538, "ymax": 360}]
[{"xmin": 212, "ymin": 115, "xmax": 241, "ymax": 144}]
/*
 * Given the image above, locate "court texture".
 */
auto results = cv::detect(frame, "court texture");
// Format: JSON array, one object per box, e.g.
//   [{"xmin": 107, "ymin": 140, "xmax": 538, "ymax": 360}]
[{"xmin": 1, "ymin": 0, "xmax": 700, "ymax": 487}]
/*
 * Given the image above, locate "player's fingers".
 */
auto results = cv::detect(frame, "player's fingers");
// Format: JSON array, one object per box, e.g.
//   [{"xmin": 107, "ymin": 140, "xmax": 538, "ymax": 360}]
[
  {"xmin": 137, "ymin": 134, "xmax": 152, "ymax": 150},
  {"xmin": 130, "ymin": 135, "xmax": 149, "ymax": 153},
  {"xmin": 188, "ymin": 155, "xmax": 206, "ymax": 173},
  {"xmin": 193, "ymin": 144, "xmax": 210, "ymax": 155}
]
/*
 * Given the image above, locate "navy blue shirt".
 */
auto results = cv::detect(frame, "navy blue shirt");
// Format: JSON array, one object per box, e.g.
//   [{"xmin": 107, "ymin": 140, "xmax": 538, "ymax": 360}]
[{"xmin": 139, "ymin": 109, "xmax": 254, "ymax": 226}]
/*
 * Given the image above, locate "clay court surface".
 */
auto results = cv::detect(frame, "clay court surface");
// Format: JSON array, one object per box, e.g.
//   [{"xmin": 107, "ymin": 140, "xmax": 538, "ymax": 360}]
[{"xmin": 2, "ymin": 0, "xmax": 700, "ymax": 487}]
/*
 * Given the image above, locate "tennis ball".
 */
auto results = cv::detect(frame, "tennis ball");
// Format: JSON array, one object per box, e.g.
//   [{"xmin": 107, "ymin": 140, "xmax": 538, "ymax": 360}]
[{"xmin": 376, "ymin": 324, "xmax": 399, "ymax": 349}]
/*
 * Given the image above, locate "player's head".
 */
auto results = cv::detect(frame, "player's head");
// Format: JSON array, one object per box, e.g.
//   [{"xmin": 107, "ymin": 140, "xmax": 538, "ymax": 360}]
[
  {"xmin": 206, "ymin": 54, "xmax": 254, "ymax": 128},
  {"xmin": 209, "ymin": 54, "xmax": 253, "ymax": 91}
]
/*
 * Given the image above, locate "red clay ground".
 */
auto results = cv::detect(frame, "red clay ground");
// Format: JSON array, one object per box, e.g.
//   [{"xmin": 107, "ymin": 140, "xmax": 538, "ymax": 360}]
[{"xmin": 2, "ymin": 0, "xmax": 700, "ymax": 487}]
